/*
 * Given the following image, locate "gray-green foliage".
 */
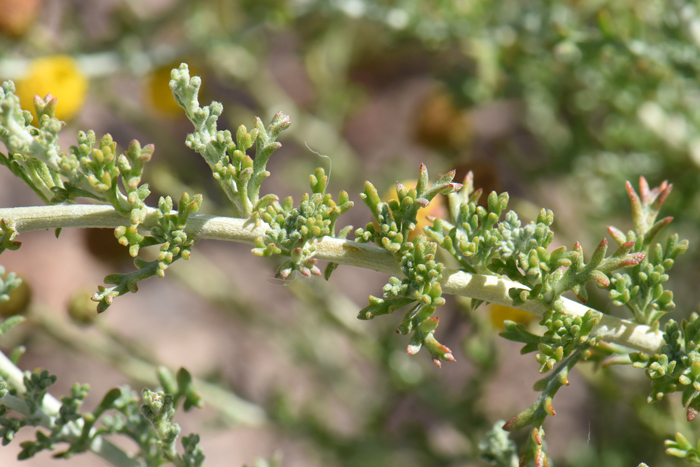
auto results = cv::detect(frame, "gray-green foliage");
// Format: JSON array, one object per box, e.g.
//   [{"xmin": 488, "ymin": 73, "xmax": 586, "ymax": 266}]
[
  {"xmin": 479, "ymin": 420, "xmax": 518, "ymax": 467},
  {"xmin": 0, "ymin": 78, "xmax": 205, "ymax": 312},
  {"xmin": 170, "ymin": 64, "xmax": 289, "ymax": 219},
  {"xmin": 0, "ymin": 265, "xmax": 20, "ymax": 304},
  {"xmin": 0, "ymin": 61, "xmax": 695, "ymax": 466},
  {"xmin": 252, "ymin": 167, "xmax": 353, "ymax": 279},
  {"xmin": 405, "ymin": 171, "xmax": 684, "ymax": 465},
  {"xmin": 606, "ymin": 180, "xmax": 688, "ymax": 326},
  {"xmin": 355, "ymin": 165, "xmax": 462, "ymax": 365},
  {"xmin": 0, "ymin": 359, "xmax": 204, "ymax": 467}
]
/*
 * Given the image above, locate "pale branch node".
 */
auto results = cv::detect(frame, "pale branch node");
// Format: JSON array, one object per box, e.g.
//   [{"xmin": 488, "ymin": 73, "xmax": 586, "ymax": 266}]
[{"xmin": 0, "ymin": 204, "xmax": 663, "ymax": 354}]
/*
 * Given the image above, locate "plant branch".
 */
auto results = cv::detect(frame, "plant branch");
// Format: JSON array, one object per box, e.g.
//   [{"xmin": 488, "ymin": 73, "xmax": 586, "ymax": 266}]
[
  {"xmin": 0, "ymin": 351, "xmax": 142, "ymax": 467},
  {"xmin": 0, "ymin": 204, "xmax": 663, "ymax": 354}
]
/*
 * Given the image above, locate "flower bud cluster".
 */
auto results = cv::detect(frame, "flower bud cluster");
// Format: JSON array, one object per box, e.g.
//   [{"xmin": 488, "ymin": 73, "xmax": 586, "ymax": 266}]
[
  {"xmin": 631, "ymin": 316, "xmax": 700, "ymax": 422},
  {"xmin": 357, "ymin": 166, "xmax": 461, "ymax": 365},
  {"xmin": 535, "ymin": 308, "xmax": 600, "ymax": 373},
  {"xmin": 252, "ymin": 167, "xmax": 353, "ymax": 279},
  {"xmin": 93, "ymin": 193, "xmax": 202, "ymax": 313}
]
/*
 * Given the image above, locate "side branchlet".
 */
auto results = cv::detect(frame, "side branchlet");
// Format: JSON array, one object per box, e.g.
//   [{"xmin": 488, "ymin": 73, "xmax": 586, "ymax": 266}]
[
  {"xmin": 93, "ymin": 192, "xmax": 203, "ymax": 312},
  {"xmin": 356, "ymin": 165, "xmax": 461, "ymax": 366},
  {"xmin": 0, "ymin": 346, "xmax": 205, "ymax": 467},
  {"xmin": 252, "ymin": 167, "xmax": 353, "ymax": 279},
  {"xmin": 169, "ymin": 63, "xmax": 290, "ymax": 218},
  {"xmin": 607, "ymin": 177, "xmax": 688, "ymax": 326},
  {"xmin": 0, "ymin": 75, "xmax": 208, "ymax": 313}
]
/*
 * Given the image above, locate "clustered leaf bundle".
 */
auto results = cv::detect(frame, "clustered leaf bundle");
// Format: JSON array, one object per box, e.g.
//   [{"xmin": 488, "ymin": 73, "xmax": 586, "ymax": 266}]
[
  {"xmin": 355, "ymin": 164, "xmax": 462, "ymax": 366},
  {"xmin": 170, "ymin": 64, "xmax": 289, "ymax": 219},
  {"xmin": 252, "ymin": 167, "xmax": 353, "ymax": 279},
  {"xmin": 0, "ymin": 79, "xmax": 206, "ymax": 312}
]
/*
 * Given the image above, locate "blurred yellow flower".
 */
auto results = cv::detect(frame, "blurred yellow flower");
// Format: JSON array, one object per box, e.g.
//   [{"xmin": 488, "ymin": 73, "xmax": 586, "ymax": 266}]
[
  {"xmin": 383, "ymin": 180, "xmax": 446, "ymax": 240},
  {"xmin": 488, "ymin": 303, "xmax": 536, "ymax": 330},
  {"xmin": 15, "ymin": 55, "xmax": 88, "ymax": 121}
]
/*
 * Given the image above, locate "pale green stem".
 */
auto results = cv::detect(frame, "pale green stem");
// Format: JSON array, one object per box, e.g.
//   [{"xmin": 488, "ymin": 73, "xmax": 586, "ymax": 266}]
[{"xmin": 0, "ymin": 204, "xmax": 663, "ymax": 354}]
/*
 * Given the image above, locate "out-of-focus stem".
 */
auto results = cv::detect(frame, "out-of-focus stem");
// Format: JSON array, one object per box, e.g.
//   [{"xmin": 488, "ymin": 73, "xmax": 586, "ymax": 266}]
[{"xmin": 29, "ymin": 304, "xmax": 267, "ymax": 427}]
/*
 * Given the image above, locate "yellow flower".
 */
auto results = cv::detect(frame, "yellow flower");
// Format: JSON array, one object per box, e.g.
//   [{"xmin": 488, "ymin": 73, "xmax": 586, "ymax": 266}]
[
  {"xmin": 15, "ymin": 55, "xmax": 88, "ymax": 121},
  {"xmin": 382, "ymin": 180, "xmax": 446, "ymax": 240},
  {"xmin": 488, "ymin": 303, "xmax": 536, "ymax": 330}
]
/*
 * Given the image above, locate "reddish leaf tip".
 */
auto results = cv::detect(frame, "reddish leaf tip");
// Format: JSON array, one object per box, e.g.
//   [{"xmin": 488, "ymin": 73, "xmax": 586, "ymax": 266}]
[
  {"xmin": 596, "ymin": 276, "xmax": 610, "ymax": 287},
  {"xmin": 639, "ymin": 176, "xmax": 651, "ymax": 203},
  {"xmin": 621, "ymin": 252, "xmax": 646, "ymax": 266},
  {"xmin": 533, "ymin": 427, "xmax": 543, "ymax": 444},
  {"xmin": 503, "ymin": 417, "xmax": 517, "ymax": 431}
]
